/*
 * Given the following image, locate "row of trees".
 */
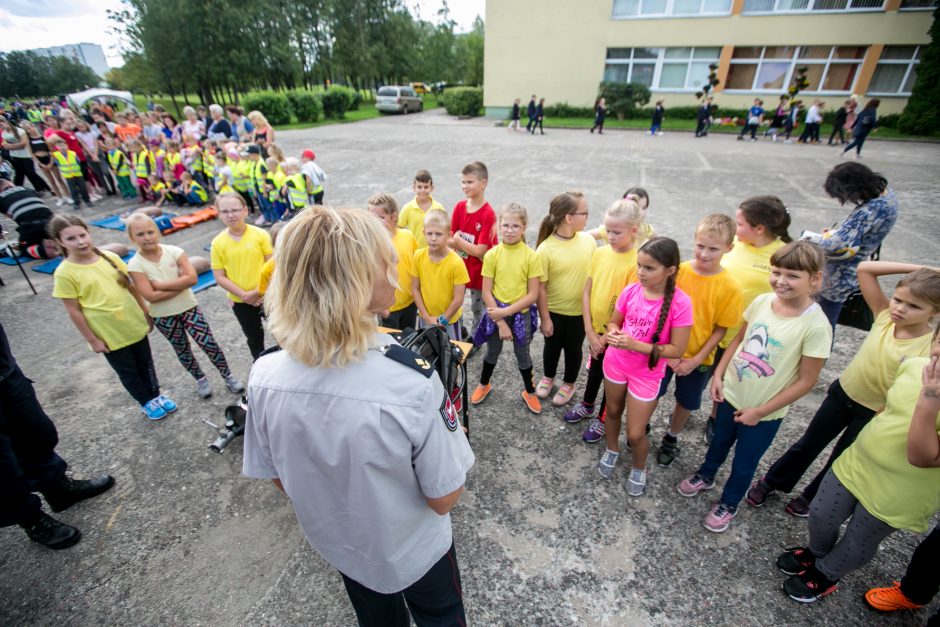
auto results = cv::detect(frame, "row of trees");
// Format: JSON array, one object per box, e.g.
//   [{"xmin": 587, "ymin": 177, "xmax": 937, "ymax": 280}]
[
  {"xmin": 0, "ymin": 51, "xmax": 101, "ymax": 98},
  {"xmin": 106, "ymin": 0, "xmax": 483, "ymax": 108}
]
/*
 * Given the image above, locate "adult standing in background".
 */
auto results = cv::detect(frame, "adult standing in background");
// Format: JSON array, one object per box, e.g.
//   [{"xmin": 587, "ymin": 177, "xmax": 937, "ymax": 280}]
[
  {"xmin": 1, "ymin": 119, "xmax": 51, "ymax": 194},
  {"xmin": 531, "ymin": 98, "xmax": 545, "ymax": 135},
  {"xmin": 590, "ymin": 97, "xmax": 607, "ymax": 134},
  {"xmin": 207, "ymin": 105, "xmax": 232, "ymax": 141},
  {"xmin": 525, "ymin": 95, "xmax": 537, "ymax": 133},
  {"xmin": 180, "ymin": 106, "xmax": 205, "ymax": 140},
  {"xmin": 227, "ymin": 106, "xmax": 254, "ymax": 142},
  {"xmin": 842, "ymin": 99, "xmax": 880, "ymax": 159}
]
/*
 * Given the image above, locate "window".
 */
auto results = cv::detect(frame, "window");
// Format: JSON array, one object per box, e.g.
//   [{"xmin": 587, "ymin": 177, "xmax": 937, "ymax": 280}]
[
  {"xmin": 612, "ymin": 0, "xmax": 731, "ymax": 16},
  {"xmin": 868, "ymin": 46, "xmax": 921, "ymax": 95},
  {"xmin": 726, "ymin": 46, "xmax": 865, "ymax": 93},
  {"xmin": 899, "ymin": 0, "xmax": 937, "ymax": 8},
  {"xmin": 742, "ymin": 0, "xmax": 882, "ymax": 11},
  {"xmin": 604, "ymin": 47, "xmax": 721, "ymax": 90}
]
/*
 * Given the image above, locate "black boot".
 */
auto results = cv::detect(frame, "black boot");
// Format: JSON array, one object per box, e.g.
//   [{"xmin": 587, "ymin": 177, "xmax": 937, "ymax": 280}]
[
  {"xmin": 20, "ymin": 511, "xmax": 82, "ymax": 549},
  {"xmin": 42, "ymin": 474, "xmax": 115, "ymax": 513}
]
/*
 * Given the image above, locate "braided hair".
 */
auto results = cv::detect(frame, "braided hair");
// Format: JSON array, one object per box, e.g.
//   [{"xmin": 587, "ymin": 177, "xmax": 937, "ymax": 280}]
[
  {"xmin": 47, "ymin": 214, "xmax": 131, "ymax": 288},
  {"xmin": 637, "ymin": 236, "xmax": 680, "ymax": 370}
]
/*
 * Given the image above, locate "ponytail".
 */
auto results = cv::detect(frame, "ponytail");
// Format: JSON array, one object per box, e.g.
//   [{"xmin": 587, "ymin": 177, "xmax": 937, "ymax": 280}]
[
  {"xmin": 94, "ymin": 248, "xmax": 132, "ymax": 288},
  {"xmin": 738, "ymin": 195, "xmax": 792, "ymax": 243},
  {"xmin": 648, "ymin": 274, "xmax": 676, "ymax": 370},
  {"xmin": 637, "ymin": 236, "xmax": 681, "ymax": 369},
  {"xmin": 536, "ymin": 191, "xmax": 584, "ymax": 247}
]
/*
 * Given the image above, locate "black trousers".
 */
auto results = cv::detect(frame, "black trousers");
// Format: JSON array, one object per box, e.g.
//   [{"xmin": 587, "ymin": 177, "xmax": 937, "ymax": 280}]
[
  {"xmin": 9, "ymin": 156, "xmax": 51, "ymax": 192},
  {"xmin": 901, "ymin": 524, "xmax": 940, "ymax": 605},
  {"xmin": 763, "ymin": 378, "xmax": 874, "ymax": 501},
  {"xmin": 381, "ymin": 303, "xmax": 417, "ymax": 332},
  {"xmin": 843, "ymin": 130, "xmax": 870, "ymax": 156},
  {"xmin": 232, "ymin": 302, "xmax": 265, "ymax": 360},
  {"xmin": 542, "ymin": 312, "xmax": 585, "ymax": 384},
  {"xmin": 341, "ymin": 542, "xmax": 465, "ymax": 627},
  {"xmin": 828, "ymin": 125, "xmax": 845, "ymax": 145},
  {"xmin": 102, "ymin": 336, "xmax": 160, "ymax": 406},
  {"xmin": 0, "ymin": 364, "xmax": 68, "ymax": 527},
  {"xmin": 695, "ymin": 119, "xmax": 710, "ymax": 136}
]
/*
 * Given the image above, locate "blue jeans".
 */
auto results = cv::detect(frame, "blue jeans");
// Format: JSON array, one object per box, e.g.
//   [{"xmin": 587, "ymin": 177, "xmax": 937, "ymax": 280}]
[{"xmin": 696, "ymin": 400, "xmax": 782, "ymax": 508}]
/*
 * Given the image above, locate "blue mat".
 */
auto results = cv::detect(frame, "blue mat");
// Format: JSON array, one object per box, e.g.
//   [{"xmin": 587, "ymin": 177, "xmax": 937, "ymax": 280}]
[
  {"xmin": 90, "ymin": 213, "xmax": 177, "ymax": 232},
  {"xmin": 0, "ymin": 254, "xmax": 36, "ymax": 266},
  {"xmin": 33, "ymin": 252, "xmax": 135, "ymax": 275},
  {"xmin": 192, "ymin": 270, "xmax": 216, "ymax": 293}
]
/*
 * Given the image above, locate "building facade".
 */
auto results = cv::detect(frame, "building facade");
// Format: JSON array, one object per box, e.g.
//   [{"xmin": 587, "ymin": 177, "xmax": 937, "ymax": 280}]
[
  {"xmin": 483, "ymin": 0, "xmax": 933, "ymax": 116},
  {"xmin": 29, "ymin": 43, "xmax": 109, "ymax": 77}
]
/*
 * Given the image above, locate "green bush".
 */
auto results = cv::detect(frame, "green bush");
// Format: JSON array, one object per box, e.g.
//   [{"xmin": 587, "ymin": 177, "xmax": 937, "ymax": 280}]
[
  {"xmin": 286, "ymin": 90, "xmax": 322, "ymax": 123},
  {"xmin": 877, "ymin": 113, "xmax": 901, "ymax": 130},
  {"xmin": 321, "ymin": 86, "xmax": 356, "ymax": 119},
  {"xmin": 241, "ymin": 91, "xmax": 291, "ymax": 126},
  {"xmin": 442, "ymin": 87, "xmax": 483, "ymax": 117},
  {"xmin": 350, "ymin": 91, "xmax": 363, "ymax": 111},
  {"xmin": 542, "ymin": 102, "xmax": 594, "ymax": 118},
  {"xmin": 598, "ymin": 82, "xmax": 651, "ymax": 120}
]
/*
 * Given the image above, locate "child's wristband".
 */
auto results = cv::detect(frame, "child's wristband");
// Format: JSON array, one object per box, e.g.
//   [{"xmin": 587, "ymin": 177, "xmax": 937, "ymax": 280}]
[{"xmin": 437, "ymin": 315, "xmax": 449, "ymax": 326}]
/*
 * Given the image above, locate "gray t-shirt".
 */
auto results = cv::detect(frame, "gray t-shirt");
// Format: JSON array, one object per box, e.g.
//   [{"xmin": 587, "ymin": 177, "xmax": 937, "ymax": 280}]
[{"xmin": 243, "ymin": 333, "xmax": 475, "ymax": 593}]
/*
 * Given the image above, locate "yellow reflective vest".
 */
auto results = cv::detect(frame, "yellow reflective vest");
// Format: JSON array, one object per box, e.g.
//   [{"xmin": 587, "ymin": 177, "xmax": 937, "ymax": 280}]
[{"xmin": 52, "ymin": 150, "xmax": 81, "ymax": 178}]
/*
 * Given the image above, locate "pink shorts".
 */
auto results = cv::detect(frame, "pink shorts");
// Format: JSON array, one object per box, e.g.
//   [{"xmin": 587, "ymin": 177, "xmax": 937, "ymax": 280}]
[{"xmin": 603, "ymin": 359, "xmax": 662, "ymax": 402}]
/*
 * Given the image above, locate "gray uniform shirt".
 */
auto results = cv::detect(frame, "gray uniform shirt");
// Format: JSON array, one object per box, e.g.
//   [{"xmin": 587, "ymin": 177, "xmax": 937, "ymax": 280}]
[{"xmin": 243, "ymin": 333, "xmax": 475, "ymax": 593}]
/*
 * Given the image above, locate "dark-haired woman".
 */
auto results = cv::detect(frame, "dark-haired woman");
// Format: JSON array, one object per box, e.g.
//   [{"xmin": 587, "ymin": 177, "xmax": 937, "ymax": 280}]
[
  {"xmin": 842, "ymin": 99, "xmax": 879, "ymax": 158},
  {"xmin": 590, "ymin": 98, "xmax": 606, "ymax": 134},
  {"xmin": 812, "ymin": 161, "xmax": 897, "ymax": 331}
]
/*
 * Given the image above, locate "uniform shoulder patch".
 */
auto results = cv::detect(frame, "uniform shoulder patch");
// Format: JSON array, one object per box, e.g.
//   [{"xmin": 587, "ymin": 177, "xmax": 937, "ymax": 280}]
[
  {"xmin": 382, "ymin": 344, "xmax": 434, "ymax": 378},
  {"xmin": 440, "ymin": 395, "xmax": 459, "ymax": 432}
]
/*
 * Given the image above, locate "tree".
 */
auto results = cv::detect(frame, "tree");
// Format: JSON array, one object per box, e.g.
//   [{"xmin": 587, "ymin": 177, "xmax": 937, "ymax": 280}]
[
  {"xmin": 459, "ymin": 16, "xmax": 484, "ymax": 86},
  {"xmin": 0, "ymin": 50, "xmax": 99, "ymax": 97},
  {"xmin": 598, "ymin": 81, "xmax": 651, "ymax": 120},
  {"xmin": 900, "ymin": 8, "xmax": 940, "ymax": 135}
]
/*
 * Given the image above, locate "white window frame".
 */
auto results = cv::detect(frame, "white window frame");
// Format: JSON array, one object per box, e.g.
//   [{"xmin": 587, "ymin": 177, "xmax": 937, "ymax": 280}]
[
  {"xmin": 604, "ymin": 47, "xmax": 722, "ymax": 92},
  {"xmin": 867, "ymin": 46, "xmax": 921, "ymax": 96},
  {"xmin": 724, "ymin": 46, "xmax": 865, "ymax": 95},
  {"xmin": 611, "ymin": 0, "xmax": 732, "ymax": 18},
  {"xmin": 741, "ymin": 0, "xmax": 884, "ymax": 14}
]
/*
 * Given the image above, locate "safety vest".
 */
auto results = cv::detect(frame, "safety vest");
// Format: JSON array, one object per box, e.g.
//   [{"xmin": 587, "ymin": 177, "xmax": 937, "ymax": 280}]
[
  {"xmin": 135, "ymin": 150, "xmax": 154, "ymax": 178},
  {"xmin": 151, "ymin": 181, "xmax": 167, "ymax": 196},
  {"xmin": 203, "ymin": 151, "xmax": 215, "ymax": 178},
  {"xmin": 230, "ymin": 160, "xmax": 249, "ymax": 192},
  {"xmin": 27, "ymin": 108, "xmax": 42, "ymax": 124},
  {"xmin": 218, "ymin": 182, "xmax": 235, "ymax": 194},
  {"xmin": 251, "ymin": 159, "xmax": 268, "ymax": 193},
  {"xmin": 52, "ymin": 150, "xmax": 81, "ymax": 178},
  {"xmin": 285, "ymin": 173, "xmax": 307, "ymax": 209},
  {"xmin": 189, "ymin": 182, "xmax": 208, "ymax": 202},
  {"xmin": 188, "ymin": 147, "xmax": 203, "ymax": 173},
  {"xmin": 165, "ymin": 152, "xmax": 181, "ymax": 171},
  {"xmin": 107, "ymin": 149, "xmax": 130, "ymax": 177}
]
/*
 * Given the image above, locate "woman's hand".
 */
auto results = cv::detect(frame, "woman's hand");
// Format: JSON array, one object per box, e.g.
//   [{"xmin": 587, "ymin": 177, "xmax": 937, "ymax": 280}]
[{"xmin": 90, "ymin": 338, "xmax": 110, "ymax": 353}]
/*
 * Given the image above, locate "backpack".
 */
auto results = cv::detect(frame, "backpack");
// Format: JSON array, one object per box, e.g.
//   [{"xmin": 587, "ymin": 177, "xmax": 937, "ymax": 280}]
[{"xmin": 396, "ymin": 325, "xmax": 464, "ymax": 400}]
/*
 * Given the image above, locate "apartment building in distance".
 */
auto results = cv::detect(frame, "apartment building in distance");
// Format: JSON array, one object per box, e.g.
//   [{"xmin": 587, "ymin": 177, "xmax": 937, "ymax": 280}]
[
  {"xmin": 483, "ymin": 0, "xmax": 933, "ymax": 116},
  {"xmin": 29, "ymin": 43, "xmax": 110, "ymax": 77}
]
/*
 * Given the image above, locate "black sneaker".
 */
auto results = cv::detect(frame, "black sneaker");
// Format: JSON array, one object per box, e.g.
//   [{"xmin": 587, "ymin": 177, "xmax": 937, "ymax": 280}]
[
  {"xmin": 42, "ymin": 474, "xmax": 115, "ymax": 513},
  {"xmin": 785, "ymin": 495, "xmax": 811, "ymax": 518},
  {"xmin": 704, "ymin": 417, "xmax": 715, "ymax": 444},
  {"xmin": 776, "ymin": 546, "xmax": 816, "ymax": 576},
  {"xmin": 21, "ymin": 511, "xmax": 81, "ymax": 549},
  {"xmin": 656, "ymin": 435, "xmax": 680, "ymax": 467},
  {"xmin": 746, "ymin": 477, "xmax": 774, "ymax": 507},
  {"xmin": 783, "ymin": 567, "xmax": 838, "ymax": 603}
]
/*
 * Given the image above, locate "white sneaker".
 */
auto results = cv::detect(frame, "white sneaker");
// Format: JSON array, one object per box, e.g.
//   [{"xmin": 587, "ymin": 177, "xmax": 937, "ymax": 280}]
[
  {"xmin": 55, "ymin": 198, "xmax": 67, "ymax": 206},
  {"xmin": 627, "ymin": 468, "xmax": 647, "ymax": 497}
]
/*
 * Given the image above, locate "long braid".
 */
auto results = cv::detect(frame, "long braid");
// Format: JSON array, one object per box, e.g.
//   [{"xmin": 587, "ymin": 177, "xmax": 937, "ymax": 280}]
[
  {"xmin": 647, "ymin": 274, "xmax": 675, "ymax": 369},
  {"xmin": 93, "ymin": 247, "xmax": 132, "ymax": 288}
]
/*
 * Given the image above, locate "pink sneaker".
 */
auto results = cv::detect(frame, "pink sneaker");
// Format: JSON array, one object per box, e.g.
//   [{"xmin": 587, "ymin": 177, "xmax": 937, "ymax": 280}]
[
  {"xmin": 677, "ymin": 473, "xmax": 715, "ymax": 497},
  {"xmin": 703, "ymin": 502, "xmax": 737, "ymax": 533}
]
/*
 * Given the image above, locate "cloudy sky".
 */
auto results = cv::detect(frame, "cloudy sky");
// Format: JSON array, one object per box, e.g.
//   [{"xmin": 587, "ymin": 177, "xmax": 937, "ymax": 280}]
[{"xmin": 0, "ymin": 0, "xmax": 485, "ymax": 68}]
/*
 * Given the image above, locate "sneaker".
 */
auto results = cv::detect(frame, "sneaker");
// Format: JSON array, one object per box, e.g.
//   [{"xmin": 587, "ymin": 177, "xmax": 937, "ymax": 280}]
[
  {"xmin": 564, "ymin": 401, "xmax": 594, "ymax": 424},
  {"xmin": 254, "ymin": 216, "xmax": 268, "ymax": 226},
  {"xmin": 597, "ymin": 450, "xmax": 619, "ymax": 480},
  {"xmin": 746, "ymin": 477, "xmax": 774, "ymax": 507},
  {"xmin": 156, "ymin": 394, "xmax": 177, "ymax": 413},
  {"xmin": 552, "ymin": 382, "xmax": 576, "ymax": 407},
  {"xmin": 141, "ymin": 398, "xmax": 166, "ymax": 420},
  {"xmin": 522, "ymin": 390, "xmax": 541, "ymax": 414},
  {"xmin": 678, "ymin": 473, "xmax": 715, "ymax": 497},
  {"xmin": 42, "ymin": 474, "xmax": 115, "ymax": 513},
  {"xmin": 55, "ymin": 197, "xmax": 67, "ymax": 206},
  {"xmin": 196, "ymin": 376, "xmax": 212, "ymax": 399},
  {"xmin": 656, "ymin": 435, "xmax": 680, "ymax": 467},
  {"xmin": 703, "ymin": 502, "xmax": 736, "ymax": 532},
  {"xmin": 783, "ymin": 567, "xmax": 838, "ymax": 603},
  {"xmin": 535, "ymin": 376, "xmax": 554, "ymax": 399},
  {"xmin": 627, "ymin": 468, "xmax": 647, "ymax": 497},
  {"xmin": 704, "ymin": 417, "xmax": 715, "ymax": 444},
  {"xmin": 776, "ymin": 546, "xmax": 816, "ymax": 576},
  {"xmin": 470, "ymin": 383, "xmax": 492, "ymax": 405},
  {"xmin": 223, "ymin": 374, "xmax": 245, "ymax": 394},
  {"xmin": 20, "ymin": 512, "xmax": 82, "ymax": 549},
  {"xmin": 785, "ymin": 495, "xmax": 811, "ymax": 518},
  {"xmin": 582, "ymin": 417, "xmax": 605, "ymax": 443},
  {"xmin": 865, "ymin": 581, "xmax": 923, "ymax": 612}
]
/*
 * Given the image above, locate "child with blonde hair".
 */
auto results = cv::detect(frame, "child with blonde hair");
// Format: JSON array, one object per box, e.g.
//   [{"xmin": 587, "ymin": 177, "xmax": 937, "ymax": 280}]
[
  {"xmin": 412, "ymin": 208, "xmax": 469, "ymax": 340},
  {"xmin": 367, "ymin": 193, "xmax": 418, "ymax": 330}
]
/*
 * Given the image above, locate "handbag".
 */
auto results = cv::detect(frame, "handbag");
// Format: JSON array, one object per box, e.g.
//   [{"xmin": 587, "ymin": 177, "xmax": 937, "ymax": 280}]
[{"xmin": 836, "ymin": 244, "xmax": 880, "ymax": 331}]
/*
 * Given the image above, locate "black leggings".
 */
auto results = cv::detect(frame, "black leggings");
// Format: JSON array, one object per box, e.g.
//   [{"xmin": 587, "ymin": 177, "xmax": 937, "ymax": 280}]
[
  {"xmin": 232, "ymin": 302, "xmax": 265, "ymax": 360},
  {"xmin": 901, "ymin": 524, "xmax": 940, "ymax": 605},
  {"xmin": 542, "ymin": 312, "xmax": 585, "ymax": 384},
  {"xmin": 102, "ymin": 336, "xmax": 160, "ymax": 406},
  {"xmin": 9, "ymin": 156, "xmax": 50, "ymax": 192}
]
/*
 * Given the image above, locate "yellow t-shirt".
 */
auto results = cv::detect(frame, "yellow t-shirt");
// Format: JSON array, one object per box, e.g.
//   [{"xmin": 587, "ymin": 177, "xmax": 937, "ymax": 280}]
[
  {"xmin": 718, "ymin": 237, "xmax": 786, "ymax": 348},
  {"xmin": 481, "ymin": 241, "xmax": 543, "ymax": 304},
  {"xmin": 676, "ymin": 262, "xmax": 744, "ymax": 365},
  {"xmin": 398, "ymin": 197, "xmax": 445, "ymax": 249},
  {"xmin": 838, "ymin": 309, "xmax": 934, "ymax": 411},
  {"xmin": 391, "ymin": 229, "xmax": 417, "ymax": 312},
  {"xmin": 722, "ymin": 293, "xmax": 832, "ymax": 421},
  {"xmin": 536, "ymin": 232, "xmax": 596, "ymax": 316},
  {"xmin": 835, "ymin": 357, "xmax": 940, "ymax": 533},
  {"xmin": 210, "ymin": 225, "xmax": 273, "ymax": 302},
  {"xmin": 587, "ymin": 245, "xmax": 638, "ymax": 334},
  {"xmin": 412, "ymin": 248, "xmax": 469, "ymax": 323},
  {"xmin": 52, "ymin": 251, "xmax": 149, "ymax": 351},
  {"xmin": 258, "ymin": 258, "xmax": 275, "ymax": 295}
]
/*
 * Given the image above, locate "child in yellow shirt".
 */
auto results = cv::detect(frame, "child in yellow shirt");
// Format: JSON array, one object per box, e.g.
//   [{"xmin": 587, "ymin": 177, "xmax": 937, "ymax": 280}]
[
  {"xmin": 398, "ymin": 169, "xmax": 444, "ymax": 248},
  {"xmin": 411, "ymin": 208, "xmax": 469, "ymax": 340},
  {"xmin": 368, "ymin": 193, "xmax": 418, "ymax": 330}
]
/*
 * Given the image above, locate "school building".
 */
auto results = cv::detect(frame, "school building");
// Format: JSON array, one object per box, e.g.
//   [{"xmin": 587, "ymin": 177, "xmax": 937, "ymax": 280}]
[{"xmin": 483, "ymin": 0, "xmax": 932, "ymax": 116}]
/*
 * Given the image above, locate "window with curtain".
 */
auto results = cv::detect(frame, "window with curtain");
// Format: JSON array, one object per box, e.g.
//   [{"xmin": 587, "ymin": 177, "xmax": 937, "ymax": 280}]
[
  {"xmin": 867, "ymin": 46, "xmax": 921, "ymax": 95},
  {"xmin": 726, "ymin": 46, "xmax": 865, "ymax": 93},
  {"xmin": 743, "ymin": 0, "xmax": 882, "ymax": 11}
]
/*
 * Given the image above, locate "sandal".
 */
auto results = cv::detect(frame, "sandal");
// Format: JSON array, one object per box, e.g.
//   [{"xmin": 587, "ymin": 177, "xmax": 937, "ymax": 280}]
[
  {"xmin": 552, "ymin": 383, "xmax": 576, "ymax": 407},
  {"xmin": 535, "ymin": 376, "xmax": 554, "ymax": 399}
]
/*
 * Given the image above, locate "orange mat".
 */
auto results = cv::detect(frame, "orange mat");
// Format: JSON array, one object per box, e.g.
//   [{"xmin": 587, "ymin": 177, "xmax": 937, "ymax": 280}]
[{"xmin": 170, "ymin": 206, "xmax": 218, "ymax": 228}]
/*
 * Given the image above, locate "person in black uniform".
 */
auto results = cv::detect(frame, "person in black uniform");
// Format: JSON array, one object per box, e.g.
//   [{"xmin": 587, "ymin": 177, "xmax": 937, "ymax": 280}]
[
  {"xmin": 0, "ymin": 321, "xmax": 115, "ymax": 549},
  {"xmin": 695, "ymin": 98, "xmax": 713, "ymax": 137},
  {"xmin": 525, "ymin": 95, "xmax": 537, "ymax": 133},
  {"xmin": 0, "ymin": 178, "xmax": 55, "ymax": 258}
]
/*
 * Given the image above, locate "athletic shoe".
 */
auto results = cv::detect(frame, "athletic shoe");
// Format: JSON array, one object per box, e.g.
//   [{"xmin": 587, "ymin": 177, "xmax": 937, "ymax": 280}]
[
  {"xmin": 196, "ymin": 377, "xmax": 212, "ymax": 399},
  {"xmin": 627, "ymin": 469, "xmax": 647, "ymax": 497},
  {"xmin": 704, "ymin": 417, "xmax": 715, "ymax": 444},
  {"xmin": 522, "ymin": 390, "xmax": 541, "ymax": 414},
  {"xmin": 703, "ymin": 502, "xmax": 736, "ymax": 532},
  {"xmin": 677, "ymin": 473, "xmax": 715, "ymax": 497},
  {"xmin": 156, "ymin": 394, "xmax": 178, "ymax": 413},
  {"xmin": 55, "ymin": 197, "xmax": 67, "ymax": 206},
  {"xmin": 656, "ymin": 435, "xmax": 680, "ymax": 467},
  {"xmin": 597, "ymin": 450, "xmax": 619, "ymax": 480},
  {"xmin": 224, "ymin": 374, "xmax": 245, "ymax": 394},
  {"xmin": 776, "ymin": 546, "xmax": 816, "ymax": 576},
  {"xmin": 253, "ymin": 216, "xmax": 268, "ymax": 226},
  {"xmin": 864, "ymin": 581, "xmax": 923, "ymax": 612},
  {"xmin": 783, "ymin": 567, "xmax": 838, "ymax": 603},
  {"xmin": 746, "ymin": 477, "xmax": 774, "ymax": 507},
  {"xmin": 535, "ymin": 376, "xmax": 554, "ymax": 399},
  {"xmin": 564, "ymin": 401, "xmax": 594, "ymax": 424},
  {"xmin": 582, "ymin": 418, "xmax": 605, "ymax": 443},
  {"xmin": 141, "ymin": 399, "xmax": 166, "ymax": 420},
  {"xmin": 470, "ymin": 383, "xmax": 492, "ymax": 405},
  {"xmin": 785, "ymin": 495, "xmax": 811, "ymax": 518}
]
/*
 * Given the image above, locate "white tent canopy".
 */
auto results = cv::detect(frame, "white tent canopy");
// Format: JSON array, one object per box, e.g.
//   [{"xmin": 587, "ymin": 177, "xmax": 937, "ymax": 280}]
[{"xmin": 66, "ymin": 88, "xmax": 136, "ymax": 109}]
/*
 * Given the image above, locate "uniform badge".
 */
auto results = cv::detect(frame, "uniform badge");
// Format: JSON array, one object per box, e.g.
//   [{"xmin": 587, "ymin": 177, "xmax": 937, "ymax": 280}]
[
  {"xmin": 440, "ymin": 396, "xmax": 459, "ymax": 432},
  {"xmin": 416, "ymin": 357, "xmax": 431, "ymax": 371}
]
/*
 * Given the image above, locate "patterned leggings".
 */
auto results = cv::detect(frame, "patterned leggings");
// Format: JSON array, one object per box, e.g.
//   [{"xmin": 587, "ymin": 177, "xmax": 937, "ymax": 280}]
[{"xmin": 153, "ymin": 307, "xmax": 231, "ymax": 381}]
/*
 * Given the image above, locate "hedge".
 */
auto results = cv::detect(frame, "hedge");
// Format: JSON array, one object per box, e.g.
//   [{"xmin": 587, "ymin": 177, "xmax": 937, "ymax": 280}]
[
  {"xmin": 286, "ymin": 89, "xmax": 322, "ymax": 123},
  {"xmin": 442, "ymin": 87, "xmax": 483, "ymax": 117},
  {"xmin": 322, "ymin": 86, "xmax": 357, "ymax": 119},
  {"xmin": 241, "ymin": 91, "xmax": 291, "ymax": 126}
]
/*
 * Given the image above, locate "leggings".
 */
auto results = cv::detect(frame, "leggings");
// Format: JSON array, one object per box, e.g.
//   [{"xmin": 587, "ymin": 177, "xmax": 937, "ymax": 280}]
[
  {"xmin": 843, "ymin": 130, "xmax": 870, "ymax": 156},
  {"xmin": 9, "ymin": 156, "xmax": 51, "ymax": 192},
  {"xmin": 901, "ymin": 524, "xmax": 940, "ymax": 605},
  {"xmin": 809, "ymin": 470, "xmax": 896, "ymax": 581},
  {"xmin": 542, "ymin": 312, "xmax": 585, "ymax": 384},
  {"xmin": 480, "ymin": 313, "xmax": 535, "ymax": 392},
  {"xmin": 86, "ymin": 159, "xmax": 114, "ymax": 195},
  {"xmin": 102, "ymin": 336, "xmax": 160, "ymax": 406},
  {"xmin": 153, "ymin": 307, "xmax": 232, "ymax": 381},
  {"xmin": 582, "ymin": 346, "xmax": 607, "ymax": 415}
]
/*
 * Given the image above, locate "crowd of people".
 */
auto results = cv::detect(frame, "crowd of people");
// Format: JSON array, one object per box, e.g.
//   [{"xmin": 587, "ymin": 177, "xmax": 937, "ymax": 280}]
[{"xmin": 1, "ymin": 99, "xmax": 938, "ymax": 625}]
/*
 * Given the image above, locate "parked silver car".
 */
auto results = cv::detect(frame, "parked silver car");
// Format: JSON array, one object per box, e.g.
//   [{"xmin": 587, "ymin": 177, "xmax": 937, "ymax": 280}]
[{"xmin": 376, "ymin": 85, "xmax": 423, "ymax": 114}]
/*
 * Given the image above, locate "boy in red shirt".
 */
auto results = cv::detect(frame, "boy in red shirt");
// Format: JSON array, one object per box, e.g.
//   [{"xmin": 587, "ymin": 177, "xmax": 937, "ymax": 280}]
[{"xmin": 448, "ymin": 161, "xmax": 496, "ymax": 337}]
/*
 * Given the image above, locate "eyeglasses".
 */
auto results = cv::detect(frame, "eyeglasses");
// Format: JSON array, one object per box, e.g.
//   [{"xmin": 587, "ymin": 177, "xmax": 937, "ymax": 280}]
[
  {"xmin": 218, "ymin": 209, "xmax": 244, "ymax": 216},
  {"xmin": 500, "ymin": 224, "xmax": 524, "ymax": 230},
  {"xmin": 572, "ymin": 212, "xmax": 589, "ymax": 216}
]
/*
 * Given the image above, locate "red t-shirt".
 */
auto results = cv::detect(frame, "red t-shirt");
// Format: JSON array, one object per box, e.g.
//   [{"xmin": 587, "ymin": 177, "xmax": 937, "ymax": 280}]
[
  {"xmin": 44, "ymin": 129, "xmax": 86, "ymax": 161},
  {"xmin": 450, "ymin": 200, "xmax": 496, "ymax": 291}
]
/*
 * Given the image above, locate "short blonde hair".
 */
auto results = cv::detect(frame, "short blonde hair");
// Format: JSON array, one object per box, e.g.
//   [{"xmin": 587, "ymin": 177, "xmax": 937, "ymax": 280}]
[
  {"xmin": 124, "ymin": 213, "xmax": 160, "ymax": 243},
  {"xmin": 424, "ymin": 207, "xmax": 449, "ymax": 230},
  {"xmin": 265, "ymin": 206, "xmax": 396, "ymax": 368},
  {"xmin": 605, "ymin": 198, "xmax": 644, "ymax": 226},
  {"xmin": 367, "ymin": 192, "xmax": 399, "ymax": 217},
  {"xmin": 696, "ymin": 213, "xmax": 736, "ymax": 246}
]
